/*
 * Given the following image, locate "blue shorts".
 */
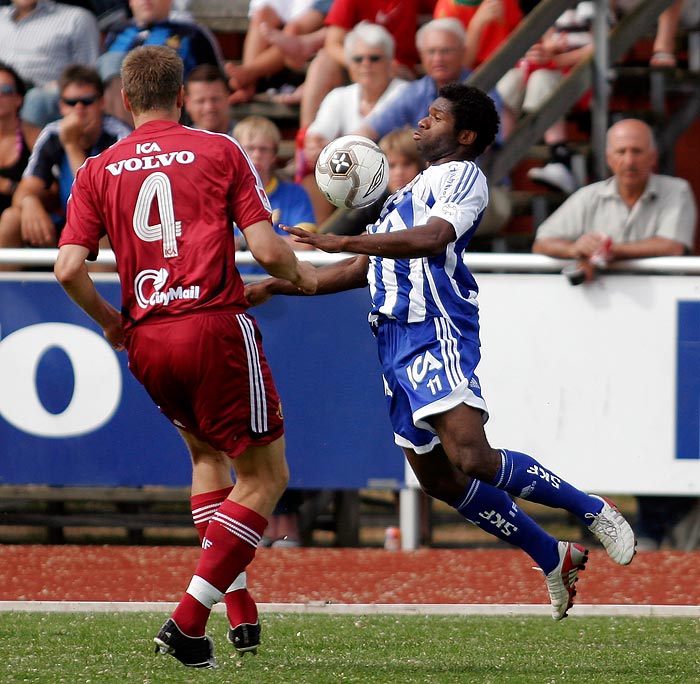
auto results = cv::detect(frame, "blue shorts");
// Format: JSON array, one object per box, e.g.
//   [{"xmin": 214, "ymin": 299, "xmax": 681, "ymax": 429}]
[{"xmin": 375, "ymin": 317, "xmax": 489, "ymax": 454}]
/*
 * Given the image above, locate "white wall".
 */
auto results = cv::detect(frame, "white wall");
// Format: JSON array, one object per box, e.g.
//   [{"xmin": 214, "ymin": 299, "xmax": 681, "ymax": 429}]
[{"xmin": 476, "ymin": 272, "xmax": 700, "ymax": 494}]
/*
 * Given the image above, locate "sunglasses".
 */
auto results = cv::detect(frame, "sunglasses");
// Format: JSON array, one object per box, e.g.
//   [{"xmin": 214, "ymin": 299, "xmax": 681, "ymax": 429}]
[
  {"xmin": 61, "ymin": 94, "xmax": 99, "ymax": 107},
  {"xmin": 350, "ymin": 54, "xmax": 383, "ymax": 64},
  {"xmin": 0, "ymin": 84, "xmax": 17, "ymax": 96}
]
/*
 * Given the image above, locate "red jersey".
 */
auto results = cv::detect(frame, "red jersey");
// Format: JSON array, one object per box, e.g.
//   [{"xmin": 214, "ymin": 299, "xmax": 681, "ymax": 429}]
[
  {"xmin": 60, "ymin": 120, "xmax": 272, "ymax": 329},
  {"xmin": 325, "ymin": 0, "xmax": 424, "ymax": 69}
]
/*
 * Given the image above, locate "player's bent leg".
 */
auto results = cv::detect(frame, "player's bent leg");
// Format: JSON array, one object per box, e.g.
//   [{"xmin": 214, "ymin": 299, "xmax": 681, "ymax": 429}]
[
  {"xmin": 179, "ymin": 428, "xmax": 235, "ymax": 496},
  {"xmin": 155, "ymin": 436, "xmax": 286, "ymax": 666},
  {"xmin": 404, "ymin": 446, "xmax": 587, "ymax": 620},
  {"xmin": 492, "ymin": 449, "xmax": 636, "ymax": 565},
  {"xmin": 183, "ymin": 465, "xmax": 259, "ymax": 653},
  {"xmin": 429, "ymin": 408, "xmax": 636, "ymax": 565},
  {"xmin": 230, "ymin": 436, "xmax": 289, "ymax": 519}
]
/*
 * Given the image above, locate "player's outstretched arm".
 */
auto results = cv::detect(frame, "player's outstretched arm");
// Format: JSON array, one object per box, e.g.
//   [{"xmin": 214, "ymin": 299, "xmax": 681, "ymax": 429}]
[
  {"xmin": 54, "ymin": 244, "xmax": 125, "ymax": 351},
  {"xmin": 245, "ymin": 254, "xmax": 369, "ymax": 307},
  {"xmin": 244, "ymin": 220, "xmax": 317, "ymax": 294},
  {"xmin": 282, "ymin": 216, "xmax": 457, "ymax": 259}
]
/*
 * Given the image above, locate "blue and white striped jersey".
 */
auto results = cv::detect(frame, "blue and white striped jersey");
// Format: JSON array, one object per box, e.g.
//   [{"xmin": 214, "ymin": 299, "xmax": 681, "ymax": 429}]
[{"xmin": 367, "ymin": 160, "xmax": 487, "ymax": 330}]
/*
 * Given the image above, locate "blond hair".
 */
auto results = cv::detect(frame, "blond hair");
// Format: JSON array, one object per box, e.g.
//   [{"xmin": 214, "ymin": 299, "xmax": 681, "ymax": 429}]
[{"xmin": 232, "ymin": 116, "xmax": 281, "ymax": 151}]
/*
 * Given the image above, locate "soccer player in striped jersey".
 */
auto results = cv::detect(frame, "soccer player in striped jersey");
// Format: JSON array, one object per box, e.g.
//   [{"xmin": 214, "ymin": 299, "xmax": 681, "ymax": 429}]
[
  {"xmin": 54, "ymin": 46, "xmax": 317, "ymax": 668},
  {"xmin": 246, "ymin": 82, "xmax": 636, "ymax": 621}
]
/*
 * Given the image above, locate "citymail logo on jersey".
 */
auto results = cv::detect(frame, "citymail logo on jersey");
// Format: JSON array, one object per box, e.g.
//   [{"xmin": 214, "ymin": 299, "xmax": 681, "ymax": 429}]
[{"xmin": 134, "ymin": 267, "xmax": 201, "ymax": 309}]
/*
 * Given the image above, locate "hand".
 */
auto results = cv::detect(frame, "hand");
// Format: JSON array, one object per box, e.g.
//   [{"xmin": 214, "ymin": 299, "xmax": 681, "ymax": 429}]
[
  {"xmin": 524, "ymin": 42, "xmax": 552, "ymax": 66},
  {"xmin": 58, "ymin": 110, "xmax": 84, "ymax": 149},
  {"xmin": 572, "ymin": 232, "xmax": 607, "ymax": 259},
  {"xmin": 244, "ymin": 281, "xmax": 273, "ymax": 307},
  {"xmin": 303, "ymin": 132, "xmax": 327, "ymax": 168},
  {"xmin": 104, "ymin": 319, "xmax": 125, "ymax": 351},
  {"xmin": 20, "ymin": 197, "xmax": 56, "ymax": 247},
  {"xmin": 282, "ymin": 224, "xmax": 345, "ymax": 253},
  {"xmin": 472, "ymin": 0, "xmax": 504, "ymax": 29},
  {"xmin": 541, "ymin": 31, "xmax": 569, "ymax": 56}
]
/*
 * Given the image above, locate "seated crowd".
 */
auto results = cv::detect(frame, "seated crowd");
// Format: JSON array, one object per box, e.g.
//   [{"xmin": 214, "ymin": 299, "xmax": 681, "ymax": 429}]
[{"xmin": 0, "ymin": 0, "xmax": 698, "ymax": 548}]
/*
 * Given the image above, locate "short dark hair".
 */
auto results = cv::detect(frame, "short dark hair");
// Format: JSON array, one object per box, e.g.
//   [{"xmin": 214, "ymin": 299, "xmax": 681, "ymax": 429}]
[
  {"xmin": 438, "ymin": 82, "xmax": 499, "ymax": 158},
  {"xmin": 0, "ymin": 61, "xmax": 25, "ymax": 97},
  {"xmin": 184, "ymin": 64, "xmax": 230, "ymax": 93},
  {"xmin": 59, "ymin": 64, "xmax": 104, "ymax": 97}
]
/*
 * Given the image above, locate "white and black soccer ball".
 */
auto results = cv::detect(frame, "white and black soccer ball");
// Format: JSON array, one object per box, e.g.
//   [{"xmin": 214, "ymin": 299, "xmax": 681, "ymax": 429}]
[{"xmin": 314, "ymin": 134, "xmax": 389, "ymax": 210}]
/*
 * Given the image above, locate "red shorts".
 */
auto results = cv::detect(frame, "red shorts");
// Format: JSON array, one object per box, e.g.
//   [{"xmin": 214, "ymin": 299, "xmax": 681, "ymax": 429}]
[{"xmin": 125, "ymin": 310, "xmax": 284, "ymax": 458}]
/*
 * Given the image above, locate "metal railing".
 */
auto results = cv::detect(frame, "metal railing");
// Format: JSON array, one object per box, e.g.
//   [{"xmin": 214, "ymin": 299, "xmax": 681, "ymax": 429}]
[{"xmin": 3, "ymin": 248, "xmax": 700, "ymax": 275}]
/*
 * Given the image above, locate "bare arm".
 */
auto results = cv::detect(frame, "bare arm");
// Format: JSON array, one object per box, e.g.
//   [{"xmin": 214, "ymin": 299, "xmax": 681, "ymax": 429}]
[
  {"xmin": 324, "ymin": 25, "xmax": 349, "ymax": 68},
  {"xmin": 533, "ymin": 234, "xmax": 687, "ymax": 260},
  {"xmin": 282, "ymin": 216, "xmax": 458, "ymax": 259},
  {"xmin": 54, "ymin": 244, "xmax": 125, "ymax": 350},
  {"xmin": 243, "ymin": 220, "xmax": 317, "ymax": 293},
  {"xmin": 12, "ymin": 175, "xmax": 51, "ymax": 208},
  {"xmin": 610, "ymin": 236, "xmax": 687, "ymax": 259},
  {"xmin": 532, "ymin": 236, "xmax": 578, "ymax": 259},
  {"xmin": 245, "ymin": 254, "xmax": 369, "ymax": 307},
  {"xmin": 463, "ymin": 0, "xmax": 504, "ymax": 68}
]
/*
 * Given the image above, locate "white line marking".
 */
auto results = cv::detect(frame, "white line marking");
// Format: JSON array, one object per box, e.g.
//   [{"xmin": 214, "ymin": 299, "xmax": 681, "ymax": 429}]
[{"xmin": 1, "ymin": 601, "xmax": 699, "ymax": 617}]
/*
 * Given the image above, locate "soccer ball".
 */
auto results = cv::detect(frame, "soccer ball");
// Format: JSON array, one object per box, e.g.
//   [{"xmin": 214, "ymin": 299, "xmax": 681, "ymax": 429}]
[{"xmin": 315, "ymin": 135, "xmax": 389, "ymax": 210}]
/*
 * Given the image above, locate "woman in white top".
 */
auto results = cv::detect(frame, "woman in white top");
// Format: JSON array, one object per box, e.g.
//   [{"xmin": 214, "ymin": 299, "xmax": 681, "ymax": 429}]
[{"xmin": 301, "ymin": 21, "xmax": 407, "ymax": 223}]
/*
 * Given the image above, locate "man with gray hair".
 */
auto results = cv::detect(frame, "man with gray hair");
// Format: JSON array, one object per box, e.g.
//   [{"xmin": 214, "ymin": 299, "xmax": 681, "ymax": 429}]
[
  {"xmin": 532, "ymin": 116, "xmax": 698, "ymax": 551},
  {"xmin": 532, "ymin": 118, "xmax": 696, "ymax": 282}
]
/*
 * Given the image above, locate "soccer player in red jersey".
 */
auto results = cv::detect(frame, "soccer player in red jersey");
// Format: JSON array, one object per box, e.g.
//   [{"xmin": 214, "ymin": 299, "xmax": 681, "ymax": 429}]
[{"xmin": 54, "ymin": 45, "xmax": 317, "ymax": 669}]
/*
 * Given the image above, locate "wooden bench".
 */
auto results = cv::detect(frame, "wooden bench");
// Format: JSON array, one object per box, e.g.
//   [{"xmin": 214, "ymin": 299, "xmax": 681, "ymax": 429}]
[
  {"xmin": 0, "ymin": 486, "xmax": 376, "ymax": 546},
  {"xmin": 0, "ymin": 485, "xmax": 192, "ymax": 543}
]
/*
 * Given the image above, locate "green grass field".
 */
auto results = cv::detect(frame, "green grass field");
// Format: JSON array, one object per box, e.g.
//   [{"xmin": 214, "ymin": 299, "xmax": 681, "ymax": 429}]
[{"xmin": 3, "ymin": 612, "xmax": 700, "ymax": 684}]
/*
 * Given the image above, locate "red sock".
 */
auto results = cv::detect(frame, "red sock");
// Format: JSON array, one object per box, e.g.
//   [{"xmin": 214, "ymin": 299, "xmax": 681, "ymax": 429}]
[
  {"xmin": 191, "ymin": 488, "xmax": 259, "ymax": 628},
  {"xmin": 225, "ymin": 581, "xmax": 259, "ymax": 628},
  {"xmin": 172, "ymin": 500, "xmax": 267, "ymax": 636},
  {"xmin": 191, "ymin": 487, "xmax": 233, "ymax": 544}
]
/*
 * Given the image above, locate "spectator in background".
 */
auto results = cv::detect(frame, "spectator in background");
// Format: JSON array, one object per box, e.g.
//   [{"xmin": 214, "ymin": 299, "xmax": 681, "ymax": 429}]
[
  {"xmin": 532, "ymin": 118, "xmax": 698, "ymax": 549},
  {"xmin": 0, "ymin": 63, "xmax": 36, "ymax": 216},
  {"xmin": 225, "ymin": 0, "xmax": 332, "ymax": 105},
  {"xmin": 0, "ymin": 0, "xmax": 100, "ymax": 131},
  {"xmin": 324, "ymin": 127, "xmax": 426, "ymax": 236},
  {"xmin": 0, "ymin": 65, "xmax": 131, "ymax": 265},
  {"xmin": 434, "ymin": 0, "xmax": 523, "ymax": 68},
  {"xmin": 497, "ymin": 2, "xmax": 599, "ymax": 194},
  {"xmin": 183, "ymin": 64, "xmax": 235, "ymax": 134},
  {"xmin": 532, "ymin": 118, "xmax": 696, "ymax": 278},
  {"xmin": 233, "ymin": 115, "xmax": 316, "ymax": 258},
  {"xmin": 296, "ymin": 0, "xmax": 431, "ymax": 131},
  {"xmin": 300, "ymin": 22, "xmax": 408, "ymax": 223},
  {"xmin": 97, "ymin": 0, "xmax": 223, "ymax": 124}
]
